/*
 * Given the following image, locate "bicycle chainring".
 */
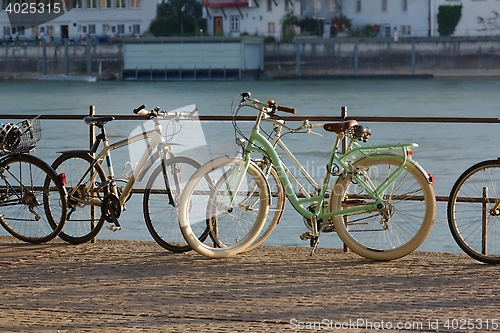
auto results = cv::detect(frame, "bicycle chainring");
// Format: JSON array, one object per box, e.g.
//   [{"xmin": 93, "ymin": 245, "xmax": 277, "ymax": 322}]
[{"xmin": 101, "ymin": 194, "xmax": 122, "ymax": 224}]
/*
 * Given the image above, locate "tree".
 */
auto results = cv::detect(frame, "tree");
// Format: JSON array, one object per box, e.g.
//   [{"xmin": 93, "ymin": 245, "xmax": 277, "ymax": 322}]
[
  {"xmin": 437, "ymin": 4, "xmax": 462, "ymax": 36},
  {"xmin": 149, "ymin": 0, "xmax": 205, "ymax": 37}
]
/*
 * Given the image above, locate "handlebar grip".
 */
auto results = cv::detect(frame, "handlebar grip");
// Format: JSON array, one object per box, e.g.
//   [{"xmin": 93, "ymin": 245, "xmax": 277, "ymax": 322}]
[
  {"xmin": 133, "ymin": 104, "xmax": 146, "ymax": 114},
  {"xmin": 310, "ymin": 123, "xmax": 324, "ymax": 129},
  {"xmin": 135, "ymin": 109, "xmax": 150, "ymax": 116},
  {"xmin": 277, "ymin": 105, "xmax": 297, "ymax": 114}
]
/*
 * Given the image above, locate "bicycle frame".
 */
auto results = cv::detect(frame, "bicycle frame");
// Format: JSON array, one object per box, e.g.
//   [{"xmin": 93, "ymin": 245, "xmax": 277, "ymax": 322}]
[
  {"xmin": 236, "ymin": 109, "xmax": 416, "ymax": 222},
  {"xmin": 67, "ymin": 117, "xmax": 175, "ymax": 208}
]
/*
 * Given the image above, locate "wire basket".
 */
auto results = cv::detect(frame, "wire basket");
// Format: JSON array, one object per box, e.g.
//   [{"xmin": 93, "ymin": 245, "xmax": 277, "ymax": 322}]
[{"xmin": 0, "ymin": 117, "xmax": 42, "ymax": 156}]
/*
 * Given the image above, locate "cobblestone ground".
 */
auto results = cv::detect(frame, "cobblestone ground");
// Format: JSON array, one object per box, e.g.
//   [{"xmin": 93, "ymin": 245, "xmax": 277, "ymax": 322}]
[{"xmin": 0, "ymin": 236, "xmax": 498, "ymax": 332}]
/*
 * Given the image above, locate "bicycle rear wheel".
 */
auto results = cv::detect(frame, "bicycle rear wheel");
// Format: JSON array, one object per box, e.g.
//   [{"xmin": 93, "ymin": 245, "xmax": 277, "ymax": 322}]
[
  {"xmin": 331, "ymin": 155, "xmax": 436, "ymax": 261},
  {"xmin": 51, "ymin": 152, "xmax": 107, "ymax": 244},
  {"xmin": 0, "ymin": 154, "xmax": 67, "ymax": 243},
  {"xmin": 448, "ymin": 159, "xmax": 500, "ymax": 264},
  {"xmin": 178, "ymin": 156, "xmax": 270, "ymax": 258},
  {"xmin": 144, "ymin": 156, "xmax": 205, "ymax": 253}
]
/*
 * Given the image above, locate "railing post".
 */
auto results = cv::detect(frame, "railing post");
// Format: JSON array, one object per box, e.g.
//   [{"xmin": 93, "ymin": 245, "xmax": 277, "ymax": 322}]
[
  {"xmin": 296, "ymin": 40, "xmax": 301, "ymax": 77},
  {"xmin": 482, "ymin": 186, "xmax": 488, "ymax": 255},
  {"xmin": 42, "ymin": 38, "xmax": 47, "ymax": 76},
  {"xmin": 341, "ymin": 106, "xmax": 349, "ymax": 253},
  {"xmin": 89, "ymin": 105, "xmax": 97, "ymax": 243},
  {"xmin": 411, "ymin": 39, "xmax": 416, "ymax": 75},
  {"xmin": 354, "ymin": 42, "xmax": 359, "ymax": 75}
]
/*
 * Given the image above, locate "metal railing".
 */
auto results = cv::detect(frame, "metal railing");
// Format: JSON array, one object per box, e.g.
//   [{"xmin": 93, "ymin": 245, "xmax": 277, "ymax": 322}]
[{"xmin": 3, "ymin": 109, "xmax": 500, "ymax": 204}]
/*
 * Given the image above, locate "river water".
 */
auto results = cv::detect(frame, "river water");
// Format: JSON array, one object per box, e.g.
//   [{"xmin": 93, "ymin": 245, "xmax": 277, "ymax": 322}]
[{"xmin": 2, "ymin": 77, "xmax": 500, "ymax": 254}]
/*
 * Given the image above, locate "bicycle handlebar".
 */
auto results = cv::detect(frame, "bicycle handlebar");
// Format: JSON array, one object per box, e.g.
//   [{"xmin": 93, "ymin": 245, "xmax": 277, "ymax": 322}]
[
  {"xmin": 133, "ymin": 105, "xmax": 198, "ymax": 120},
  {"xmin": 241, "ymin": 92, "xmax": 296, "ymax": 114}
]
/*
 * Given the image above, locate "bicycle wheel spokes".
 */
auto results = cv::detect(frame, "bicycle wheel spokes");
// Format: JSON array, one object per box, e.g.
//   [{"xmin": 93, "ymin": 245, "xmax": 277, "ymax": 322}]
[
  {"xmin": 240, "ymin": 160, "xmax": 285, "ymax": 253},
  {"xmin": 448, "ymin": 160, "xmax": 500, "ymax": 264},
  {"xmin": 51, "ymin": 153, "xmax": 107, "ymax": 244},
  {"xmin": 179, "ymin": 156, "xmax": 269, "ymax": 258},
  {"xmin": 332, "ymin": 155, "xmax": 436, "ymax": 261},
  {"xmin": 0, "ymin": 154, "xmax": 66, "ymax": 243},
  {"xmin": 144, "ymin": 156, "xmax": 203, "ymax": 253}
]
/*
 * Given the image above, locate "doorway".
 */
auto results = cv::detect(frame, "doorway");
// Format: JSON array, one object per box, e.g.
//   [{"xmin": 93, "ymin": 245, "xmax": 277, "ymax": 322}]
[
  {"xmin": 214, "ymin": 17, "xmax": 223, "ymax": 35},
  {"xmin": 61, "ymin": 25, "xmax": 69, "ymax": 39}
]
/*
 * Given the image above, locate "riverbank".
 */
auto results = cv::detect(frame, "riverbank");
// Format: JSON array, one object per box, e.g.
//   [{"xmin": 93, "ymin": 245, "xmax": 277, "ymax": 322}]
[{"xmin": 0, "ymin": 236, "xmax": 497, "ymax": 332}]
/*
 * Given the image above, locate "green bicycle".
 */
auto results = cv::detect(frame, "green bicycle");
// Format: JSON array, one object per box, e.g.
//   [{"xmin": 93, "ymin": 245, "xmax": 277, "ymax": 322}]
[{"xmin": 178, "ymin": 92, "xmax": 436, "ymax": 260}]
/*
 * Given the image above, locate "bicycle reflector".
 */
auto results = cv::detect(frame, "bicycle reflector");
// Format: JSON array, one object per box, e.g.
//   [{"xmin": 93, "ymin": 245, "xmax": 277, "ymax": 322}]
[{"xmin": 59, "ymin": 173, "xmax": 67, "ymax": 186}]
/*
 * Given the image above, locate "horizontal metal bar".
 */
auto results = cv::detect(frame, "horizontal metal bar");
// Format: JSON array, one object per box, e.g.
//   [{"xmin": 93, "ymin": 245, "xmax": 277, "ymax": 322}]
[{"xmin": 2, "ymin": 114, "xmax": 500, "ymax": 124}]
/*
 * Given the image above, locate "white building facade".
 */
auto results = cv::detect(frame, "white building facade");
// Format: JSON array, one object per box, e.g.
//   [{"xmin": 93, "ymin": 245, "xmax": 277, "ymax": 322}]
[
  {"xmin": 0, "ymin": 0, "xmax": 157, "ymax": 43},
  {"xmin": 202, "ymin": 0, "xmax": 301, "ymax": 41},
  {"xmin": 430, "ymin": 0, "xmax": 500, "ymax": 36}
]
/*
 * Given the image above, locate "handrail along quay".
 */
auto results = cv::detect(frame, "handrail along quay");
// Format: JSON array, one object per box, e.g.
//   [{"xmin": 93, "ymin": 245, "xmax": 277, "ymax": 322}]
[{"xmin": 3, "ymin": 113, "xmax": 500, "ymax": 203}]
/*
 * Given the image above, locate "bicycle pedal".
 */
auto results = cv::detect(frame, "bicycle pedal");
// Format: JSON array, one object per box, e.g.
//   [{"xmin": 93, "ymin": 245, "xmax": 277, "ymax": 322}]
[
  {"xmin": 300, "ymin": 231, "xmax": 313, "ymax": 241},
  {"xmin": 106, "ymin": 225, "xmax": 122, "ymax": 232}
]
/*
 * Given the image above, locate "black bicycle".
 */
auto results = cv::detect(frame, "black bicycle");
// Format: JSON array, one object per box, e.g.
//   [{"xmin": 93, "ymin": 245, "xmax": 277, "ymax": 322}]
[
  {"xmin": 448, "ymin": 159, "xmax": 500, "ymax": 264},
  {"xmin": 0, "ymin": 117, "xmax": 67, "ymax": 243}
]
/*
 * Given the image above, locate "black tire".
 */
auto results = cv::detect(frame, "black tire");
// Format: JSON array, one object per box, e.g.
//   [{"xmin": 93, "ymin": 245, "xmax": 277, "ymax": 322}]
[
  {"xmin": 0, "ymin": 154, "xmax": 67, "ymax": 243},
  {"xmin": 51, "ymin": 152, "xmax": 107, "ymax": 244},
  {"xmin": 448, "ymin": 159, "xmax": 500, "ymax": 264},
  {"xmin": 144, "ymin": 156, "xmax": 205, "ymax": 253}
]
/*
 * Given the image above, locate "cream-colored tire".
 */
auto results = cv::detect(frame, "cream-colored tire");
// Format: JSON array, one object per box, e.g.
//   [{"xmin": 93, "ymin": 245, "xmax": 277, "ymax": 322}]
[
  {"xmin": 178, "ymin": 156, "xmax": 270, "ymax": 258},
  {"xmin": 331, "ymin": 155, "xmax": 436, "ymax": 261}
]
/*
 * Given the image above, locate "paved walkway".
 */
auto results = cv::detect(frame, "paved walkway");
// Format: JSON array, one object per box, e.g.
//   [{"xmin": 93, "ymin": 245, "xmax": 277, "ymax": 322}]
[{"xmin": 0, "ymin": 236, "xmax": 498, "ymax": 332}]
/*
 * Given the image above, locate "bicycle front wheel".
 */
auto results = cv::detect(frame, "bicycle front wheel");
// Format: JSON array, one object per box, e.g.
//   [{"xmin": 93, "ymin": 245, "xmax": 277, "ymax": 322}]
[
  {"xmin": 178, "ymin": 156, "xmax": 270, "ymax": 258},
  {"xmin": 331, "ymin": 155, "xmax": 436, "ymax": 261},
  {"xmin": 51, "ymin": 152, "xmax": 107, "ymax": 244},
  {"xmin": 448, "ymin": 159, "xmax": 500, "ymax": 264},
  {"xmin": 144, "ymin": 156, "xmax": 204, "ymax": 253},
  {"xmin": 0, "ymin": 154, "xmax": 67, "ymax": 243},
  {"xmin": 240, "ymin": 160, "xmax": 285, "ymax": 253}
]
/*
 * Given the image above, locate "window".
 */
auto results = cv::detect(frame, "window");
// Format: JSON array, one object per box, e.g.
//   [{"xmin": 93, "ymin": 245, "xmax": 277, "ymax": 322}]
[
  {"xmin": 132, "ymin": 24, "xmax": 140, "ymax": 34},
  {"xmin": 111, "ymin": 26, "xmax": 116, "ymax": 33},
  {"xmin": 18, "ymin": 27, "xmax": 25, "ymax": 35},
  {"xmin": 356, "ymin": 0, "xmax": 361, "ymax": 12},
  {"xmin": 230, "ymin": 16, "xmax": 239, "ymax": 32},
  {"xmin": 129, "ymin": 0, "xmax": 139, "ymax": 8},
  {"xmin": 382, "ymin": 0, "xmax": 387, "ymax": 12},
  {"xmin": 82, "ymin": 26, "xmax": 87, "ymax": 33},
  {"xmin": 115, "ymin": 0, "xmax": 125, "ymax": 8},
  {"xmin": 267, "ymin": 0, "xmax": 271, "ymax": 12},
  {"xmin": 284, "ymin": 0, "xmax": 288, "ymax": 11},
  {"xmin": 117, "ymin": 24, "xmax": 125, "ymax": 34},
  {"xmin": 3, "ymin": 26, "xmax": 11, "ymax": 36},
  {"xmin": 87, "ymin": 0, "xmax": 97, "ymax": 8},
  {"xmin": 384, "ymin": 25, "xmax": 391, "ymax": 37},
  {"xmin": 88, "ymin": 24, "xmax": 96, "ymax": 34},
  {"xmin": 1, "ymin": 0, "xmax": 6, "ymax": 10},
  {"xmin": 401, "ymin": 25, "xmax": 411, "ymax": 36},
  {"xmin": 73, "ymin": 0, "xmax": 82, "ymax": 8},
  {"xmin": 402, "ymin": 0, "xmax": 407, "ymax": 11},
  {"xmin": 100, "ymin": 0, "xmax": 110, "ymax": 8},
  {"xmin": 268, "ymin": 22, "xmax": 275, "ymax": 33}
]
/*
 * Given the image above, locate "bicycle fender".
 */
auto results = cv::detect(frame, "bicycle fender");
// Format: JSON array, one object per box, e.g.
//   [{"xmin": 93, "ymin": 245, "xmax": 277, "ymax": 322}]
[{"xmin": 407, "ymin": 159, "xmax": 434, "ymax": 185}]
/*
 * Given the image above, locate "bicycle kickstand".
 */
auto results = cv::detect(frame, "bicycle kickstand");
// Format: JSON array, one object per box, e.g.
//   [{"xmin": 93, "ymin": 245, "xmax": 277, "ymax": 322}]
[{"xmin": 309, "ymin": 215, "xmax": 320, "ymax": 256}]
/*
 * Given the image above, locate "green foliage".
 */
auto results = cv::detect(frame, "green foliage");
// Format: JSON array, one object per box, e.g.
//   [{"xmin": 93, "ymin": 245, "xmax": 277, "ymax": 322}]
[
  {"xmin": 149, "ymin": 0, "xmax": 205, "ymax": 37},
  {"xmin": 437, "ymin": 4, "xmax": 463, "ymax": 36},
  {"xmin": 281, "ymin": 10, "xmax": 298, "ymax": 42},
  {"xmin": 297, "ymin": 17, "xmax": 324, "ymax": 36},
  {"xmin": 350, "ymin": 24, "xmax": 381, "ymax": 38}
]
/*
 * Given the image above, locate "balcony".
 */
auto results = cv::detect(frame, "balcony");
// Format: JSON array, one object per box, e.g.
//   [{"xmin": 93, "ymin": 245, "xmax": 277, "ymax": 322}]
[{"xmin": 202, "ymin": 0, "xmax": 249, "ymax": 8}]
